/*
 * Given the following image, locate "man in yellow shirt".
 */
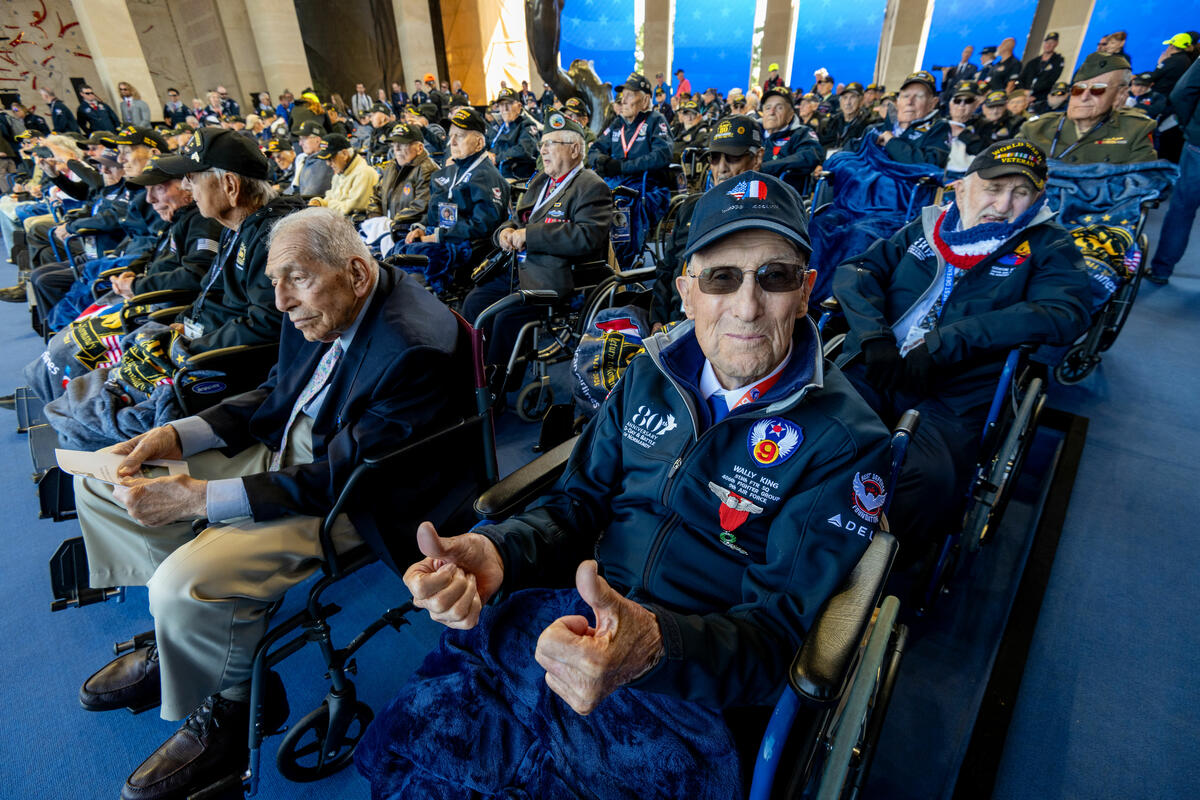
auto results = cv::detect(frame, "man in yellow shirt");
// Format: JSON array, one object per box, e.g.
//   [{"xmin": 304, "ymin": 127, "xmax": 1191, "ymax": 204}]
[{"xmin": 307, "ymin": 133, "xmax": 379, "ymax": 215}]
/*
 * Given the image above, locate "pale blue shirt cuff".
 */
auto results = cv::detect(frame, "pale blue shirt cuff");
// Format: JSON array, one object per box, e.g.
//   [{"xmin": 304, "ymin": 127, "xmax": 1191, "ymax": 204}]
[
  {"xmin": 169, "ymin": 416, "xmax": 225, "ymax": 458},
  {"xmin": 205, "ymin": 478, "xmax": 252, "ymax": 522}
]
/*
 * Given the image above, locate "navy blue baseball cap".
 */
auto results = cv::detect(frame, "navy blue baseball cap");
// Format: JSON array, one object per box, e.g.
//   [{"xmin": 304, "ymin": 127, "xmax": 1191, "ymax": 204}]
[{"xmin": 683, "ymin": 171, "xmax": 811, "ymax": 258}]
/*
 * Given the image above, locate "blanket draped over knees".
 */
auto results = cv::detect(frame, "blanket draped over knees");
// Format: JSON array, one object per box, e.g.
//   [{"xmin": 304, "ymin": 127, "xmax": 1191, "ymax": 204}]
[
  {"xmin": 42, "ymin": 323, "xmax": 201, "ymax": 450},
  {"xmin": 356, "ymin": 588, "xmax": 743, "ymax": 800},
  {"xmin": 808, "ymin": 136, "xmax": 943, "ymax": 302}
]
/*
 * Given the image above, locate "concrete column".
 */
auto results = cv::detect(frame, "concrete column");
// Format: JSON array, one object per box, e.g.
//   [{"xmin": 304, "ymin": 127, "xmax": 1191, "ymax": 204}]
[
  {"xmin": 440, "ymin": 0, "xmax": 487, "ymax": 102},
  {"xmin": 643, "ymin": 0, "xmax": 674, "ymax": 87},
  {"xmin": 1024, "ymin": 0, "xmax": 1096, "ymax": 79},
  {"xmin": 875, "ymin": 0, "xmax": 935, "ymax": 90},
  {"xmin": 759, "ymin": 0, "xmax": 797, "ymax": 88},
  {"xmin": 244, "ymin": 0, "xmax": 313, "ymax": 96},
  {"xmin": 212, "ymin": 0, "xmax": 268, "ymax": 100},
  {"xmin": 70, "ymin": 0, "xmax": 162, "ymax": 112},
  {"xmin": 393, "ymin": 0, "xmax": 440, "ymax": 89}
]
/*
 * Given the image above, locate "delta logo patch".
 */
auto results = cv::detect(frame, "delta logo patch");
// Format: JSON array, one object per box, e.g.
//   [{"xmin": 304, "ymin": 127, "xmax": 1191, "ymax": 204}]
[
  {"xmin": 747, "ymin": 418, "xmax": 803, "ymax": 467},
  {"xmin": 727, "ymin": 179, "xmax": 768, "ymax": 201},
  {"xmin": 851, "ymin": 472, "xmax": 887, "ymax": 523}
]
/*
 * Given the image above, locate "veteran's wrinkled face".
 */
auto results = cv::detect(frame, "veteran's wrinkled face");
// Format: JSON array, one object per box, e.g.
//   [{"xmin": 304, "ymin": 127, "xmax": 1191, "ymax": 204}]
[{"xmin": 956, "ymin": 172, "xmax": 1039, "ymax": 228}]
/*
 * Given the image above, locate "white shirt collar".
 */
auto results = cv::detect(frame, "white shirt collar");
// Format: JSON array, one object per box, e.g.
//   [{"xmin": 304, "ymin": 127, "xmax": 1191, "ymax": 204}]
[{"xmin": 699, "ymin": 345, "xmax": 792, "ymax": 404}]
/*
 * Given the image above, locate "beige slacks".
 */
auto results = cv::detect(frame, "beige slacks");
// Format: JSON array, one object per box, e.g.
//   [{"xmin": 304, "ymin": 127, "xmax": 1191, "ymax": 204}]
[{"xmin": 74, "ymin": 416, "xmax": 361, "ymax": 720}]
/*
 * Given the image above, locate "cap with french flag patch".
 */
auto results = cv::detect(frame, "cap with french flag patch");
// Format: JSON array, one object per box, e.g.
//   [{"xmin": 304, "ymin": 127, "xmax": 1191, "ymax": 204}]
[{"xmin": 684, "ymin": 170, "xmax": 811, "ymax": 258}]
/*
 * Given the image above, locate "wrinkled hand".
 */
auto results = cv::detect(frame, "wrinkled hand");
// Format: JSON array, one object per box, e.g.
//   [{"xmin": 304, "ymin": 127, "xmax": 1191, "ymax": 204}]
[
  {"xmin": 404, "ymin": 227, "xmax": 424, "ymax": 244},
  {"xmin": 404, "ymin": 522, "xmax": 504, "ymax": 629},
  {"xmin": 534, "ymin": 561, "xmax": 664, "ymax": 715},
  {"xmin": 900, "ymin": 342, "xmax": 936, "ymax": 395},
  {"xmin": 508, "ymin": 228, "xmax": 527, "ymax": 251},
  {"xmin": 877, "ymin": 131, "xmax": 894, "ymax": 145},
  {"xmin": 169, "ymin": 322, "xmax": 185, "ymax": 333},
  {"xmin": 497, "ymin": 227, "xmax": 516, "ymax": 251},
  {"xmin": 111, "ymin": 425, "xmax": 184, "ymax": 478},
  {"xmin": 863, "ymin": 339, "xmax": 903, "ymax": 391},
  {"xmin": 111, "ymin": 271, "xmax": 137, "ymax": 299},
  {"xmin": 113, "ymin": 474, "xmax": 207, "ymax": 527},
  {"xmin": 53, "ymin": 223, "xmax": 69, "ymax": 241}
]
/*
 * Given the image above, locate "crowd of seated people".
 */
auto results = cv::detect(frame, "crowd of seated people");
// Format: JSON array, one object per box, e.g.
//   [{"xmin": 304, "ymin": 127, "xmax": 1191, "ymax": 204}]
[{"xmin": 0, "ymin": 20, "xmax": 1189, "ymax": 798}]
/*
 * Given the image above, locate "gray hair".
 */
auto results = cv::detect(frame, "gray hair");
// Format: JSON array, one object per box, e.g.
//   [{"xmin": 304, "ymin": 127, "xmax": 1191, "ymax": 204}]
[
  {"xmin": 266, "ymin": 206, "xmax": 375, "ymax": 272},
  {"xmin": 208, "ymin": 166, "xmax": 278, "ymax": 208}
]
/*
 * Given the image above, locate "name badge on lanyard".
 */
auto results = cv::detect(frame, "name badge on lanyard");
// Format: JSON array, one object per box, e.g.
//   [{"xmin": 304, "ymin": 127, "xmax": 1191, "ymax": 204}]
[
  {"xmin": 181, "ymin": 317, "xmax": 205, "ymax": 340},
  {"xmin": 619, "ymin": 120, "xmax": 647, "ymax": 157},
  {"xmin": 438, "ymin": 202, "xmax": 458, "ymax": 228}
]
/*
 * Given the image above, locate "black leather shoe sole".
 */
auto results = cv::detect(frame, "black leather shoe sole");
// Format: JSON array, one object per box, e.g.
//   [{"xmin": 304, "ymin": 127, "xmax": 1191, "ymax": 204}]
[{"xmin": 79, "ymin": 646, "xmax": 161, "ymax": 713}]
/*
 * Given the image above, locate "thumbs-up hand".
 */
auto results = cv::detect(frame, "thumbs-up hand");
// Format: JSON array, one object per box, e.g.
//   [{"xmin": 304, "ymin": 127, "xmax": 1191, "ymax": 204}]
[
  {"xmin": 403, "ymin": 521, "xmax": 505, "ymax": 629},
  {"xmin": 534, "ymin": 560, "xmax": 664, "ymax": 715}
]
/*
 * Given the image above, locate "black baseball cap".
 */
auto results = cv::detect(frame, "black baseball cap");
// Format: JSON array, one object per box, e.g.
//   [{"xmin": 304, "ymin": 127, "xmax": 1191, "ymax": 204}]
[
  {"xmin": 953, "ymin": 80, "xmax": 980, "ymax": 97},
  {"xmin": 493, "ymin": 88, "xmax": 518, "ymax": 104},
  {"xmin": 678, "ymin": 99, "xmax": 701, "ymax": 114},
  {"xmin": 114, "ymin": 126, "xmax": 169, "ymax": 152},
  {"xmin": 295, "ymin": 121, "xmax": 326, "ymax": 138},
  {"xmin": 564, "ymin": 96, "xmax": 591, "ymax": 117},
  {"xmin": 623, "ymin": 72, "xmax": 652, "ymax": 94},
  {"xmin": 901, "ymin": 71, "xmax": 937, "ymax": 93},
  {"xmin": 90, "ymin": 148, "xmax": 121, "ymax": 168},
  {"xmin": 542, "ymin": 110, "xmax": 586, "ymax": 138},
  {"xmin": 388, "ymin": 123, "xmax": 422, "ymax": 144},
  {"xmin": 449, "ymin": 106, "xmax": 486, "ymax": 134},
  {"xmin": 369, "ymin": 101, "xmax": 391, "ymax": 115},
  {"xmin": 707, "ymin": 114, "xmax": 762, "ymax": 155},
  {"xmin": 761, "ymin": 86, "xmax": 793, "ymax": 106},
  {"xmin": 842, "ymin": 82, "xmax": 865, "ymax": 96},
  {"xmin": 984, "ymin": 91, "xmax": 1008, "ymax": 107},
  {"xmin": 684, "ymin": 171, "xmax": 811, "ymax": 258},
  {"xmin": 1132, "ymin": 72, "xmax": 1154, "ymax": 86},
  {"xmin": 965, "ymin": 139, "xmax": 1048, "ymax": 191},
  {"xmin": 418, "ymin": 102, "xmax": 438, "ymax": 120},
  {"xmin": 316, "ymin": 133, "xmax": 352, "ymax": 159},
  {"xmin": 1049, "ymin": 81, "xmax": 1070, "ymax": 96},
  {"xmin": 981, "ymin": 45, "xmax": 997, "ymax": 55},
  {"xmin": 799, "ymin": 92, "xmax": 820, "ymax": 102},
  {"xmin": 167, "ymin": 126, "xmax": 269, "ymax": 180},
  {"xmin": 126, "ymin": 155, "xmax": 190, "ymax": 186},
  {"xmin": 263, "ymin": 137, "xmax": 290, "ymax": 154},
  {"xmin": 1045, "ymin": 31, "xmax": 1059, "ymax": 41},
  {"xmin": 86, "ymin": 130, "xmax": 119, "ymax": 148},
  {"xmin": 866, "ymin": 83, "xmax": 885, "ymax": 92}
]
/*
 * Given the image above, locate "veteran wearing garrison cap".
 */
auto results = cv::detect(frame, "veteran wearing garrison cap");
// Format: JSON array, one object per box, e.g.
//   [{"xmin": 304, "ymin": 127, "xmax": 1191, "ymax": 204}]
[{"xmin": 1020, "ymin": 51, "xmax": 1157, "ymax": 164}]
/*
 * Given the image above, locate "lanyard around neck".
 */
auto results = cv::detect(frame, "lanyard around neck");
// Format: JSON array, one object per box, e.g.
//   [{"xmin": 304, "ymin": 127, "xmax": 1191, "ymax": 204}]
[{"xmin": 530, "ymin": 163, "xmax": 582, "ymax": 215}]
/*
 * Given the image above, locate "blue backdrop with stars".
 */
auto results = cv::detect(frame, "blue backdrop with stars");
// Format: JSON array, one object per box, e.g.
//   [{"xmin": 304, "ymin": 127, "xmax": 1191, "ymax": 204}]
[
  {"xmin": 790, "ymin": 0, "xmax": 886, "ymax": 93},
  {"xmin": 1081, "ymin": 0, "xmax": 1200, "ymax": 74},
  {"xmin": 558, "ymin": 0, "xmax": 637, "ymax": 90},
  {"xmin": 672, "ymin": 0, "xmax": 756, "ymax": 97},
  {"xmin": 922, "ymin": 0, "xmax": 1038, "ymax": 87}
]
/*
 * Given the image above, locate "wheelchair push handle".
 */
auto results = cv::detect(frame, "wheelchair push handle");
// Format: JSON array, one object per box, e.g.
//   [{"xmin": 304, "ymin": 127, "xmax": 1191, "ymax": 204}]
[
  {"xmin": 894, "ymin": 409, "xmax": 920, "ymax": 438},
  {"xmin": 472, "ymin": 289, "xmax": 561, "ymax": 329}
]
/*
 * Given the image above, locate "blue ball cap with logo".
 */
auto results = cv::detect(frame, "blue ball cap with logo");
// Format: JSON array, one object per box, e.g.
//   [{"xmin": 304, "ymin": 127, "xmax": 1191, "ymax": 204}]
[{"xmin": 683, "ymin": 170, "xmax": 811, "ymax": 259}]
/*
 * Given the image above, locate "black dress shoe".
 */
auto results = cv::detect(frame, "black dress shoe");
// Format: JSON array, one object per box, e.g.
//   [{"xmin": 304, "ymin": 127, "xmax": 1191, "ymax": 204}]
[
  {"xmin": 121, "ymin": 673, "xmax": 289, "ymax": 800},
  {"xmin": 0, "ymin": 284, "xmax": 26, "ymax": 302},
  {"xmin": 0, "ymin": 394, "xmax": 14, "ymax": 411},
  {"xmin": 79, "ymin": 644, "xmax": 161, "ymax": 713}
]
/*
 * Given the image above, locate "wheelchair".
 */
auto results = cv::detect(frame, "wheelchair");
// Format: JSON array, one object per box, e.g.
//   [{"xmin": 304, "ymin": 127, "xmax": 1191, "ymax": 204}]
[
  {"xmin": 48, "ymin": 309, "xmax": 500, "ymax": 798},
  {"xmin": 1040, "ymin": 159, "xmax": 1178, "ymax": 385}
]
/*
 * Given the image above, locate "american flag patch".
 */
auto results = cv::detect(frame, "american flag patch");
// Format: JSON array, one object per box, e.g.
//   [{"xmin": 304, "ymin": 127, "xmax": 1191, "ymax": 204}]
[{"xmin": 727, "ymin": 180, "xmax": 768, "ymax": 201}]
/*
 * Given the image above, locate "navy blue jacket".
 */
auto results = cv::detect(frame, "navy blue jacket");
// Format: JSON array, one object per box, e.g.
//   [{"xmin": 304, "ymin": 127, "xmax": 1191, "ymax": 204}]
[
  {"xmin": 834, "ymin": 203, "xmax": 1091, "ymax": 412},
  {"xmin": 48, "ymin": 99, "xmax": 81, "ymax": 133},
  {"xmin": 423, "ymin": 151, "xmax": 509, "ymax": 243},
  {"xmin": 591, "ymin": 109, "xmax": 674, "ymax": 190},
  {"xmin": 478, "ymin": 320, "xmax": 891, "ymax": 709},
  {"xmin": 871, "ymin": 112, "xmax": 951, "ymax": 167},
  {"xmin": 199, "ymin": 266, "xmax": 461, "ymax": 570},
  {"xmin": 761, "ymin": 116, "xmax": 825, "ymax": 180},
  {"xmin": 76, "ymin": 100, "xmax": 119, "ymax": 134},
  {"xmin": 1171, "ymin": 57, "xmax": 1200, "ymax": 146},
  {"xmin": 487, "ymin": 116, "xmax": 539, "ymax": 178}
]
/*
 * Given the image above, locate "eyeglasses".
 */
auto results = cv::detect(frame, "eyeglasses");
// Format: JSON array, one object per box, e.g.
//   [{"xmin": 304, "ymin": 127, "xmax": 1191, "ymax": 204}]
[
  {"xmin": 687, "ymin": 263, "xmax": 807, "ymax": 294},
  {"xmin": 538, "ymin": 139, "xmax": 574, "ymax": 151},
  {"xmin": 951, "ymin": 96, "xmax": 974, "ymax": 105},
  {"xmin": 1071, "ymin": 83, "xmax": 1109, "ymax": 97},
  {"xmin": 708, "ymin": 151, "xmax": 750, "ymax": 164}
]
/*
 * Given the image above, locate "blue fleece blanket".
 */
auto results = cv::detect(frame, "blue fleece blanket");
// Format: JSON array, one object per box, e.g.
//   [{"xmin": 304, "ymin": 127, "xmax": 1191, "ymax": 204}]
[
  {"xmin": 356, "ymin": 588, "xmax": 742, "ymax": 800},
  {"xmin": 808, "ymin": 137, "xmax": 944, "ymax": 302}
]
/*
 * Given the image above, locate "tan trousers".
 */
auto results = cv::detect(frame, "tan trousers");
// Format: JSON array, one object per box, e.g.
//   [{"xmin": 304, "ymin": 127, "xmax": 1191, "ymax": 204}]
[{"xmin": 74, "ymin": 416, "xmax": 361, "ymax": 720}]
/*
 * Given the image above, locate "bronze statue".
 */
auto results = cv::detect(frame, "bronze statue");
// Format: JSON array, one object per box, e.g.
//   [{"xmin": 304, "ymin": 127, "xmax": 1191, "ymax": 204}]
[{"xmin": 525, "ymin": 0, "xmax": 612, "ymax": 134}]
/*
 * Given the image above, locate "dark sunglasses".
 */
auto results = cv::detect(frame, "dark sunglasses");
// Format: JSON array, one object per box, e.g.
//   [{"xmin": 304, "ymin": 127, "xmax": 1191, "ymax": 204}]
[
  {"xmin": 951, "ymin": 96, "xmax": 974, "ymax": 104},
  {"xmin": 689, "ymin": 263, "xmax": 807, "ymax": 294},
  {"xmin": 1070, "ymin": 83, "xmax": 1108, "ymax": 97}
]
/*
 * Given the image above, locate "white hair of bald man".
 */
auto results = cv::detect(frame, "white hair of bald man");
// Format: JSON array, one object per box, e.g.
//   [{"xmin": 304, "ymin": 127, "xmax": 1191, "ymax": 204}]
[{"xmin": 266, "ymin": 206, "xmax": 377, "ymax": 274}]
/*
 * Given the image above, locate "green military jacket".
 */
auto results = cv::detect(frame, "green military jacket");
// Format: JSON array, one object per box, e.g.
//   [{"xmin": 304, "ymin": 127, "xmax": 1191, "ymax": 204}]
[{"xmin": 1019, "ymin": 108, "xmax": 1157, "ymax": 164}]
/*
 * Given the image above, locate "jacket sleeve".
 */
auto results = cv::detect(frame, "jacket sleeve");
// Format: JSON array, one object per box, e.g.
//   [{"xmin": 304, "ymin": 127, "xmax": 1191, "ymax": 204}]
[
  {"xmin": 391, "ymin": 162, "xmax": 433, "ymax": 227},
  {"xmin": 446, "ymin": 175, "xmax": 507, "ymax": 241},
  {"xmin": 134, "ymin": 214, "xmax": 221, "ymax": 294},
  {"xmin": 884, "ymin": 122, "xmax": 950, "ymax": 166},
  {"xmin": 524, "ymin": 177, "xmax": 612, "ymax": 258},
  {"xmin": 133, "ymin": 101, "xmax": 151, "ymax": 128},
  {"xmin": 924, "ymin": 232, "xmax": 1092, "ymax": 362},
  {"xmin": 237, "ymin": 343, "xmax": 456, "ymax": 522},
  {"xmin": 50, "ymin": 173, "xmax": 90, "ymax": 201},
  {"xmin": 1170, "ymin": 59, "xmax": 1200, "ymax": 128},
  {"xmin": 833, "ymin": 223, "xmax": 914, "ymax": 345},
  {"xmin": 631, "ymin": 419, "xmax": 890, "ymax": 708},
  {"xmin": 189, "ymin": 233, "xmax": 285, "ymax": 352},
  {"xmin": 760, "ymin": 125, "xmax": 825, "ymax": 175},
  {"xmin": 1125, "ymin": 117, "xmax": 1160, "ymax": 162},
  {"xmin": 619, "ymin": 117, "xmax": 673, "ymax": 175}
]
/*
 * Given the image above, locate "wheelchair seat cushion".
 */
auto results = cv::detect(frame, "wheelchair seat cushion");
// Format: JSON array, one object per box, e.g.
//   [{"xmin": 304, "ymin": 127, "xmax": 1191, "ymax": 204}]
[{"xmin": 356, "ymin": 587, "xmax": 742, "ymax": 800}]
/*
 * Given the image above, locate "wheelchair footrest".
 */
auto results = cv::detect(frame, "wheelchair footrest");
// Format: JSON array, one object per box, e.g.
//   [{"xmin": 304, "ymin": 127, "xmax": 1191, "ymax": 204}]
[
  {"xmin": 15, "ymin": 386, "xmax": 45, "ymax": 433},
  {"xmin": 49, "ymin": 536, "xmax": 125, "ymax": 611}
]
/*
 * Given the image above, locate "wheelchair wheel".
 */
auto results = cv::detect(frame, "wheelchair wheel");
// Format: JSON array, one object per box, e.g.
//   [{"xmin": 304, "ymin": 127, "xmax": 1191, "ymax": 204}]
[
  {"xmin": 1053, "ymin": 343, "xmax": 1099, "ymax": 385},
  {"xmin": 276, "ymin": 700, "xmax": 373, "ymax": 782},
  {"xmin": 516, "ymin": 381, "xmax": 554, "ymax": 422}
]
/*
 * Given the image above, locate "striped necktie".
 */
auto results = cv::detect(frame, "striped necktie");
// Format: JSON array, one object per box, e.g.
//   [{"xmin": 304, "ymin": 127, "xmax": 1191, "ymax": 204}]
[{"xmin": 269, "ymin": 340, "xmax": 343, "ymax": 471}]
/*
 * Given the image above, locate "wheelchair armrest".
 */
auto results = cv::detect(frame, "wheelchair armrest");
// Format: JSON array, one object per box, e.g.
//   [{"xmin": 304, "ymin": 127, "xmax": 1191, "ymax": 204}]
[
  {"xmin": 147, "ymin": 304, "xmax": 190, "ymax": 322},
  {"xmin": 125, "ymin": 288, "xmax": 199, "ymax": 308},
  {"xmin": 180, "ymin": 341, "xmax": 277, "ymax": 369},
  {"xmin": 819, "ymin": 296, "xmax": 840, "ymax": 311},
  {"xmin": 789, "ymin": 531, "xmax": 897, "ymax": 706},
  {"xmin": 473, "ymin": 435, "xmax": 579, "ymax": 519},
  {"xmin": 382, "ymin": 253, "xmax": 430, "ymax": 269},
  {"xmin": 98, "ymin": 264, "xmax": 139, "ymax": 279},
  {"xmin": 611, "ymin": 185, "xmax": 640, "ymax": 201}
]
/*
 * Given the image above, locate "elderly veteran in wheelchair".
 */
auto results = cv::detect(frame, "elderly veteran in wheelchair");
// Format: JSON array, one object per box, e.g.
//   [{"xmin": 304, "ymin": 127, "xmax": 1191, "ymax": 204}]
[
  {"xmin": 355, "ymin": 171, "xmax": 892, "ymax": 799},
  {"xmin": 461, "ymin": 109, "xmax": 612, "ymax": 366},
  {"xmin": 71, "ymin": 207, "xmax": 460, "ymax": 800},
  {"xmin": 833, "ymin": 140, "xmax": 1090, "ymax": 560}
]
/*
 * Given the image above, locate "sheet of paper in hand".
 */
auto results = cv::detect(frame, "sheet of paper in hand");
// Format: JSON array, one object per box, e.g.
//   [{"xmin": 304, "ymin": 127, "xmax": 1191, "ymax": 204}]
[{"xmin": 55, "ymin": 449, "xmax": 189, "ymax": 485}]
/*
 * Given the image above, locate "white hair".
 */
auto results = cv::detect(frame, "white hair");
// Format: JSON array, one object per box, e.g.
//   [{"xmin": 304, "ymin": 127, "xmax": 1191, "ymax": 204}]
[{"xmin": 266, "ymin": 206, "xmax": 375, "ymax": 272}]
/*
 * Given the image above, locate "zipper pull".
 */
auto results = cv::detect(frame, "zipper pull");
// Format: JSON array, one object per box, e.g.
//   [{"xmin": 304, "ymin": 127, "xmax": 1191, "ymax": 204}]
[{"xmin": 668, "ymin": 457, "xmax": 683, "ymax": 478}]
